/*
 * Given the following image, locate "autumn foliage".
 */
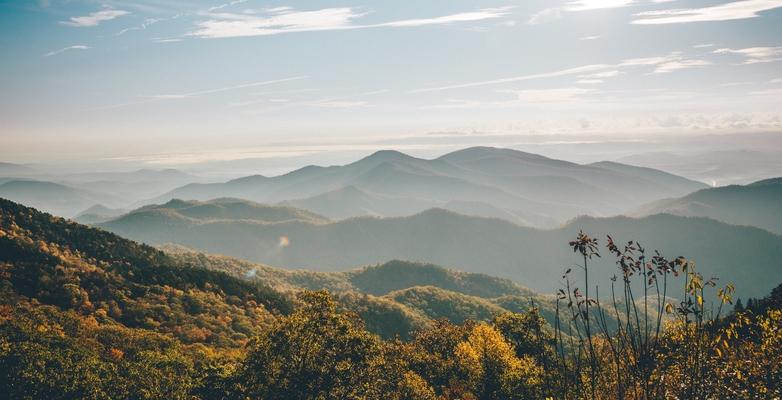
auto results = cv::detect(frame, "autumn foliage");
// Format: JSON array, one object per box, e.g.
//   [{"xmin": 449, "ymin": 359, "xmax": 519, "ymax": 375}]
[{"xmin": 0, "ymin": 198, "xmax": 780, "ymax": 399}]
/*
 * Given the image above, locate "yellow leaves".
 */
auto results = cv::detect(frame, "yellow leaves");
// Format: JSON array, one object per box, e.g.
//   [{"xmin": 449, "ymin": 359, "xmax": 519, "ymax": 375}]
[
  {"xmin": 398, "ymin": 371, "xmax": 437, "ymax": 400},
  {"xmin": 454, "ymin": 322, "xmax": 545, "ymax": 398},
  {"xmin": 697, "ymin": 295, "xmax": 703, "ymax": 307},
  {"xmin": 35, "ymin": 322, "xmax": 65, "ymax": 337}
]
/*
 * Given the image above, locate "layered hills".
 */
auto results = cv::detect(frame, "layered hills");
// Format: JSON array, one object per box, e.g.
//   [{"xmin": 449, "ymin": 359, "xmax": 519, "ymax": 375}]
[
  {"xmin": 100, "ymin": 198, "xmax": 782, "ymax": 301},
  {"xmin": 0, "ymin": 198, "xmax": 552, "ymax": 340},
  {"xmin": 632, "ymin": 177, "xmax": 782, "ymax": 235},
  {"xmin": 153, "ymin": 147, "xmax": 707, "ymax": 227},
  {"xmin": 0, "ymin": 179, "xmax": 123, "ymax": 218}
]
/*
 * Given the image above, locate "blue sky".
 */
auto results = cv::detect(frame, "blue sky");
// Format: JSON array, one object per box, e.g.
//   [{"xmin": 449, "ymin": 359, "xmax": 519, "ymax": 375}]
[{"xmin": 1, "ymin": 0, "xmax": 781, "ymax": 166}]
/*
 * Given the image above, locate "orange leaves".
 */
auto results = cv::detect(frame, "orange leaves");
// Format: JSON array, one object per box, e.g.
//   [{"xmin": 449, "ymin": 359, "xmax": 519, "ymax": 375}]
[{"xmin": 109, "ymin": 348, "xmax": 124, "ymax": 361}]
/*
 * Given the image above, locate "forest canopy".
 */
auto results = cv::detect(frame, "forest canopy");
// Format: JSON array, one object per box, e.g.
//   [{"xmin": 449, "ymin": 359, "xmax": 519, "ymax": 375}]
[{"xmin": 0, "ymin": 198, "xmax": 780, "ymax": 399}]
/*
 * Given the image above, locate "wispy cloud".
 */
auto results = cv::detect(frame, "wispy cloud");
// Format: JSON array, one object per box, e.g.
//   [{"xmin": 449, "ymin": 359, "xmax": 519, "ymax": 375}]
[
  {"xmin": 771, "ymin": 78, "xmax": 782, "ymax": 84},
  {"xmin": 88, "ymin": 76, "xmax": 306, "ymax": 111},
  {"xmin": 240, "ymin": 89, "xmax": 388, "ymax": 114},
  {"xmin": 529, "ymin": 0, "xmax": 633, "ymax": 25},
  {"xmin": 577, "ymin": 79, "xmax": 605, "ymax": 84},
  {"xmin": 580, "ymin": 35, "xmax": 602, "ymax": 40},
  {"xmin": 427, "ymin": 87, "xmax": 595, "ymax": 109},
  {"xmin": 410, "ymin": 64, "xmax": 613, "ymax": 93},
  {"xmin": 632, "ymin": 0, "xmax": 782, "ymax": 24},
  {"xmin": 528, "ymin": 8, "xmax": 563, "ymax": 25},
  {"xmin": 714, "ymin": 46, "xmax": 782, "ymax": 64},
  {"xmin": 574, "ymin": 70, "xmax": 623, "ymax": 84},
  {"xmin": 693, "ymin": 43, "xmax": 714, "ymax": 48},
  {"xmin": 153, "ymin": 38, "xmax": 183, "ymax": 43},
  {"xmin": 117, "ymin": 17, "xmax": 163, "ymax": 35},
  {"xmin": 581, "ymin": 70, "xmax": 623, "ymax": 78},
  {"xmin": 148, "ymin": 76, "xmax": 308, "ymax": 99},
  {"xmin": 62, "ymin": 9, "xmax": 129, "ymax": 27},
  {"xmin": 190, "ymin": 7, "xmax": 512, "ymax": 38},
  {"xmin": 653, "ymin": 59, "xmax": 711, "ymax": 73},
  {"xmin": 567, "ymin": 0, "xmax": 635, "ymax": 11},
  {"xmin": 310, "ymin": 100, "xmax": 368, "ymax": 108},
  {"xmin": 207, "ymin": 0, "xmax": 248, "ymax": 12},
  {"xmin": 43, "ymin": 45, "xmax": 91, "ymax": 57},
  {"xmin": 502, "ymin": 87, "xmax": 594, "ymax": 102},
  {"xmin": 411, "ymin": 51, "xmax": 708, "ymax": 93}
]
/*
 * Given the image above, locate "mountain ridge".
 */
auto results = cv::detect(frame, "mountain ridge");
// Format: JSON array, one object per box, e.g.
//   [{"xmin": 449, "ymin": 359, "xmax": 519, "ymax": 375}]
[
  {"xmin": 99, "ymin": 201, "xmax": 782, "ymax": 301},
  {"xmin": 631, "ymin": 177, "xmax": 782, "ymax": 234},
  {"xmin": 149, "ymin": 146, "xmax": 706, "ymax": 226}
]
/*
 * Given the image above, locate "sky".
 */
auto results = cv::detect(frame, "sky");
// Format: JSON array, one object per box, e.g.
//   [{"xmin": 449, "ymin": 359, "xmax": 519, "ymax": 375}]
[{"xmin": 1, "ymin": 0, "xmax": 781, "ymax": 169}]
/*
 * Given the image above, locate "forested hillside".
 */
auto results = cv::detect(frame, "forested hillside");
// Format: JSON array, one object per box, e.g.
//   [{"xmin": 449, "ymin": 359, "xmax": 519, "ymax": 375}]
[
  {"xmin": 0, "ymin": 198, "xmax": 550, "ymax": 343},
  {"xmin": 632, "ymin": 177, "xmax": 782, "ymax": 234},
  {"xmin": 1, "ymin": 198, "xmax": 780, "ymax": 399},
  {"xmin": 102, "ymin": 203, "xmax": 782, "ymax": 300}
]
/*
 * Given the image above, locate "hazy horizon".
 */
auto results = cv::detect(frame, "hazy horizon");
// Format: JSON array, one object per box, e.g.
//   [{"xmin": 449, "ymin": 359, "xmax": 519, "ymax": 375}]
[
  {"xmin": 3, "ymin": 0, "xmax": 782, "ymax": 171},
  {"xmin": 3, "ymin": 131, "xmax": 781, "ymax": 181}
]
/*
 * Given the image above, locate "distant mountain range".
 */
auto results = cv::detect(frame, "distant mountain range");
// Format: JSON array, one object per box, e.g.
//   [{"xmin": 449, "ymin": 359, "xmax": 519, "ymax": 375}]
[
  {"xmin": 65, "ymin": 168, "xmax": 204, "ymax": 202},
  {"xmin": 616, "ymin": 150, "xmax": 782, "ymax": 186},
  {"xmin": 0, "ymin": 169, "xmax": 206, "ymax": 217},
  {"xmin": 0, "ymin": 162, "xmax": 38, "ymax": 176},
  {"xmin": 99, "ymin": 198, "xmax": 782, "ymax": 300},
  {"xmin": 632, "ymin": 177, "xmax": 782, "ymax": 235},
  {"xmin": 151, "ymin": 147, "xmax": 706, "ymax": 227},
  {"xmin": 0, "ymin": 179, "xmax": 123, "ymax": 217},
  {"xmin": 73, "ymin": 204, "xmax": 128, "ymax": 224},
  {"xmin": 120, "ymin": 198, "xmax": 330, "ymax": 225}
]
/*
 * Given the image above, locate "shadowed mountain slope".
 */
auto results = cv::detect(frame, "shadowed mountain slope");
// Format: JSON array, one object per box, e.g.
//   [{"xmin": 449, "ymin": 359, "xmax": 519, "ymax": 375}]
[
  {"xmin": 631, "ymin": 177, "xmax": 782, "ymax": 234},
  {"xmin": 73, "ymin": 204, "xmax": 128, "ymax": 224},
  {"xmin": 100, "ymin": 206, "xmax": 782, "ymax": 301}
]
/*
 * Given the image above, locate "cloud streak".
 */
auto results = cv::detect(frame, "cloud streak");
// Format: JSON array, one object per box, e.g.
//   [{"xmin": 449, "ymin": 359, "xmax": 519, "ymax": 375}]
[
  {"xmin": 714, "ymin": 46, "xmax": 782, "ymax": 63},
  {"xmin": 425, "ymin": 87, "xmax": 596, "ymax": 110},
  {"xmin": 567, "ymin": 0, "xmax": 635, "ymax": 11},
  {"xmin": 653, "ymin": 59, "xmax": 711, "ymax": 73},
  {"xmin": 43, "ymin": 45, "xmax": 91, "ymax": 57},
  {"xmin": 528, "ymin": 0, "xmax": 634, "ymax": 25},
  {"xmin": 89, "ymin": 76, "xmax": 307, "ymax": 111},
  {"xmin": 148, "ymin": 76, "xmax": 309, "ymax": 99},
  {"xmin": 410, "ymin": 51, "xmax": 708, "ymax": 93},
  {"xmin": 410, "ymin": 64, "xmax": 613, "ymax": 93},
  {"xmin": 632, "ymin": 0, "xmax": 782, "ymax": 24},
  {"xmin": 117, "ymin": 17, "xmax": 164, "ymax": 35},
  {"xmin": 190, "ymin": 7, "xmax": 512, "ymax": 38},
  {"xmin": 62, "ymin": 9, "xmax": 129, "ymax": 27},
  {"xmin": 207, "ymin": 0, "xmax": 248, "ymax": 12}
]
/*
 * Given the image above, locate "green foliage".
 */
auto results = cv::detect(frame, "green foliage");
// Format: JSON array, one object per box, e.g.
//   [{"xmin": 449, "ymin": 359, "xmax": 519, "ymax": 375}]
[
  {"xmin": 0, "ymin": 303, "xmax": 195, "ymax": 400},
  {"xmin": 348, "ymin": 260, "xmax": 537, "ymax": 298},
  {"xmin": 0, "ymin": 198, "xmax": 291, "ymax": 349},
  {"xmin": 234, "ymin": 291, "xmax": 390, "ymax": 400},
  {"xmin": 170, "ymin": 250, "xmax": 556, "ymax": 339},
  {"xmin": 1, "ymin": 198, "xmax": 781, "ymax": 400}
]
